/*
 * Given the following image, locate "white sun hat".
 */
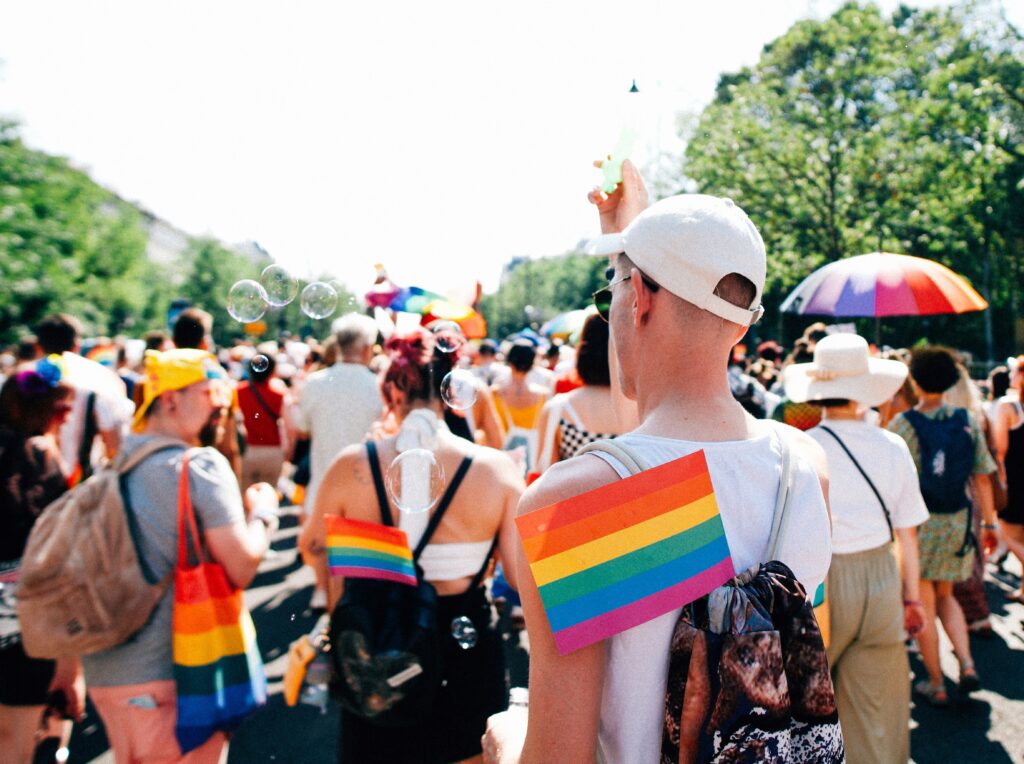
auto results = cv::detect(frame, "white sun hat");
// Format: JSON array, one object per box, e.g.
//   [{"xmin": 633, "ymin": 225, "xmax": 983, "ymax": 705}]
[{"xmin": 783, "ymin": 333, "xmax": 908, "ymax": 407}]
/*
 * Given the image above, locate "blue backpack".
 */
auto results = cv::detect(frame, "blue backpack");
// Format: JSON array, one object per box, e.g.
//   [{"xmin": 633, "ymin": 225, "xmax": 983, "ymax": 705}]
[{"xmin": 903, "ymin": 408, "xmax": 974, "ymax": 515}]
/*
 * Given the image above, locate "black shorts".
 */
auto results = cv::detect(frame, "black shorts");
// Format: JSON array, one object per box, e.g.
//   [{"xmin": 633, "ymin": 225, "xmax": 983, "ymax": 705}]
[
  {"xmin": 340, "ymin": 587, "xmax": 508, "ymax": 763},
  {"xmin": 0, "ymin": 640, "xmax": 55, "ymax": 706}
]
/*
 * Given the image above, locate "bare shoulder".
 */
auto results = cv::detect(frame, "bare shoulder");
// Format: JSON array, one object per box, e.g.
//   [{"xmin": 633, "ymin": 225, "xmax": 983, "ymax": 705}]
[
  {"xmin": 517, "ymin": 453, "xmax": 621, "ymax": 517},
  {"xmin": 323, "ymin": 441, "xmax": 373, "ymax": 484}
]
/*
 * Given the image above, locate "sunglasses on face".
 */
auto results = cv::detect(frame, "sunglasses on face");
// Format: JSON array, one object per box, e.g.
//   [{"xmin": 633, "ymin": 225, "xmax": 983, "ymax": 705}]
[{"xmin": 592, "ymin": 270, "xmax": 660, "ymax": 321}]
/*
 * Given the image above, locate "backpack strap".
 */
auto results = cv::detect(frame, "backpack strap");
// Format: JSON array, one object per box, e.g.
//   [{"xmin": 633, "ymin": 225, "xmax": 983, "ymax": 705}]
[
  {"xmin": 767, "ymin": 429, "xmax": 796, "ymax": 561},
  {"xmin": 366, "ymin": 441, "xmax": 394, "ymax": 527},
  {"xmin": 77, "ymin": 391, "xmax": 98, "ymax": 481},
  {"xmin": 467, "ymin": 536, "xmax": 500, "ymax": 593},
  {"xmin": 412, "ymin": 457, "xmax": 473, "ymax": 561},
  {"xmin": 577, "ymin": 438, "xmax": 648, "ymax": 475},
  {"xmin": 818, "ymin": 425, "xmax": 894, "ymax": 542},
  {"xmin": 115, "ymin": 436, "xmax": 189, "ymax": 474}
]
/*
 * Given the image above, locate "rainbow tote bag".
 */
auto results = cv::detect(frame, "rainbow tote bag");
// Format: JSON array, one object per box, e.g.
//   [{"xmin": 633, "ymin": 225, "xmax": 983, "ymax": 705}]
[{"xmin": 172, "ymin": 453, "xmax": 267, "ymax": 753}]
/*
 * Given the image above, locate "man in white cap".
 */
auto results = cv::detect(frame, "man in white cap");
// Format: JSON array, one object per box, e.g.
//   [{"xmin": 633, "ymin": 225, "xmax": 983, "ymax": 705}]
[
  {"xmin": 784, "ymin": 333, "xmax": 927, "ymax": 763},
  {"xmin": 484, "ymin": 163, "xmax": 832, "ymax": 763}
]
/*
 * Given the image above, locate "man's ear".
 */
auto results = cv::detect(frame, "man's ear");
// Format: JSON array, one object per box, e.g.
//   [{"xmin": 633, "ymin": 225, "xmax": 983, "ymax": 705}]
[{"xmin": 631, "ymin": 267, "xmax": 652, "ymax": 327}]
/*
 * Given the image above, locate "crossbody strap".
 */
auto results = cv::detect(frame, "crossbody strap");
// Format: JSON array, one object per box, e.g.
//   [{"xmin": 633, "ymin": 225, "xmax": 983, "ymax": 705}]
[
  {"xmin": 818, "ymin": 425, "xmax": 894, "ymax": 542},
  {"xmin": 248, "ymin": 383, "xmax": 280, "ymax": 421}
]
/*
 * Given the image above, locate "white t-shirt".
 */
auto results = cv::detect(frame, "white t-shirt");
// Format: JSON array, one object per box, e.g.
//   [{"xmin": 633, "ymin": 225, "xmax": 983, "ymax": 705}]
[
  {"xmin": 295, "ymin": 362, "xmax": 382, "ymax": 511},
  {"xmin": 808, "ymin": 418, "xmax": 928, "ymax": 555},
  {"xmin": 591, "ymin": 425, "xmax": 831, "ymax": 764}
]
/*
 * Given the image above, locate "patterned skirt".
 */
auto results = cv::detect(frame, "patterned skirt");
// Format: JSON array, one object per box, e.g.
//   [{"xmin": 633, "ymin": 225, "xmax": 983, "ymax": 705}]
[{"xmin": 918, "ymin": 508, "xmax": 973, "ymax": 582}]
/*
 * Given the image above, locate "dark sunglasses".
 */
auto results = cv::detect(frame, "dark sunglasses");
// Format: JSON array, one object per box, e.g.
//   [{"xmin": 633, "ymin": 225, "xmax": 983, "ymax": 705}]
[{"xmin": 592, "ymin": 272, "xmax": 660, "ymax": 321}]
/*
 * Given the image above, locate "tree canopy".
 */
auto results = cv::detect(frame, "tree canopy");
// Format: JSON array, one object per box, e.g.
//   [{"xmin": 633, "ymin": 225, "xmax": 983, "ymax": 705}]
[{"xmin": 679, "ymin": 1, "xmax": 1024, "ymax": 358}]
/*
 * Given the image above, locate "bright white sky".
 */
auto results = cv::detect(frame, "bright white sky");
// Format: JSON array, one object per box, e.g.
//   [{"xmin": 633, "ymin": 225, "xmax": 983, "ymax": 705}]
[{"xmin": 2, "ymin": 0, "xmax": 1020, "ymax": 301}]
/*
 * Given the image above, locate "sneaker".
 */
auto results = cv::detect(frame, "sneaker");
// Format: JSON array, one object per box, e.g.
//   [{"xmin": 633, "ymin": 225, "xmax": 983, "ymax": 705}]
[{"xmin": 309, "ymin": 588, "xmax": 327, "ymax": 611}]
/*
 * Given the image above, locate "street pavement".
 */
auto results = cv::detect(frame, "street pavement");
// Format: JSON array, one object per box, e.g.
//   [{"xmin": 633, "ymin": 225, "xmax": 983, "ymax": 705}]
[{"xmin": 67, "ymin": 512, "xmax": 1024, "ymax": 763}]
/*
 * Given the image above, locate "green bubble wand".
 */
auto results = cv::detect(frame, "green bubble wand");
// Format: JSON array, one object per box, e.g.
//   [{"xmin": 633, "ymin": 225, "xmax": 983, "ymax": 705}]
[{"xmin": 600, "ymin": 79, "xmax": 640, "ymax": 194}]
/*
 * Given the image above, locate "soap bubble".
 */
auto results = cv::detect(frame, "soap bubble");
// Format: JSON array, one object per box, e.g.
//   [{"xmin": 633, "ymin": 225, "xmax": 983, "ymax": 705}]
[
  {"xmin": 260, "ymin": 264, "xmax": 299, "ymax": 307},
  {"xmin": 440, "ymin": 369, "xmax": 478, "ymax": 411},
  {"xmin": 451, "ymin": 616, "xmax": 478, "ymax": 650},
  {"xmin": 432, "ymin": 321, "xmax": 465, "ymax": 353},
  {"xmin": 386, "ymin": 449, "xmax": 444, "ymax": 515},
  {"xmin": 250, "ymin": 354, "xmax": 270, "ymax": 374},
  {"xmin": 227, "ymin": 280, "xmax": 268, "ymax": 323},
  {"xmin": 300, "ymin": 282, "xmax": 338, "ymax": 320}
]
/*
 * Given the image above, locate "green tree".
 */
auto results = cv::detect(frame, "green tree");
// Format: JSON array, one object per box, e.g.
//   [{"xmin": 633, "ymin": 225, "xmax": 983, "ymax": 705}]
[
  {"xmin": 479, "ymin": 253, "xmax": 607, "ymax": 339},
  {"xmin": 0, "ymin": 119, "xmax": 155, "ymax": 343},
  {"xmin": 679, "ymin": 2, "xmax": 1024, "ymax": 359}
]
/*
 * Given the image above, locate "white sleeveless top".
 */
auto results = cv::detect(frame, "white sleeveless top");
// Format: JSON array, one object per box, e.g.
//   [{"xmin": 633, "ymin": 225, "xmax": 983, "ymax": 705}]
[
  {"xmin": 400, "ymin": 502, "xmax": 494, "ymax": 582},
  {"xmin": 588, "ymin": 426, "xmax": 831, "ymax": 764}
]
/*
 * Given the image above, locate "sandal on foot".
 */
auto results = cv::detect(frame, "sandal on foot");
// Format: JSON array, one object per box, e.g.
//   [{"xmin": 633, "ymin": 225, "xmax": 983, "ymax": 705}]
[
  {"xmin": 914, "ymin": 680, "xmax": 949, "ymax": 706},
  {"xmin": 958, "ymin": 664, "xmax": 981, "ymax": 694}
]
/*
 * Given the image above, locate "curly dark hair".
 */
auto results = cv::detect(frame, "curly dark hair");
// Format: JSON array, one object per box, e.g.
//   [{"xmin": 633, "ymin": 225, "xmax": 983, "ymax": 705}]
[{"xmin": 909, "ymin": 346, "xmax": 961, "ymax": 394}]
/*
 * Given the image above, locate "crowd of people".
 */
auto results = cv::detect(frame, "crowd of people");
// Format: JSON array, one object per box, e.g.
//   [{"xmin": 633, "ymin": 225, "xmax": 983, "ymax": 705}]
[{"xmin": 0, "ymin": 160, "xmax": 1021, "ymax": 764}]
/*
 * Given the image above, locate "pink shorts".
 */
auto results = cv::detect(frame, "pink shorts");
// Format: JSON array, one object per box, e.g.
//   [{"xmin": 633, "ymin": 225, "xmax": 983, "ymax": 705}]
[{"xmin": 88, "ymin": 680, "xmax": 227, "ymax": 764}]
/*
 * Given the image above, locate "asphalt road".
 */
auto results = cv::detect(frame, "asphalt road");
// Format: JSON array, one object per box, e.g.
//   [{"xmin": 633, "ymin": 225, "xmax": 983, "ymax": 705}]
[{"xmin": 67, "ymin": 512, "xmax": 1024, "ymax": 764}]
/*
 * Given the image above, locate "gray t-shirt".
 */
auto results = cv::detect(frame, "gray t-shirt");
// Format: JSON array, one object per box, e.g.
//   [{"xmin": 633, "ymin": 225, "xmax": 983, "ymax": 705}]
[{"xmin": 82, "ymin": 435, "xmax": 244, "ymax": 687}]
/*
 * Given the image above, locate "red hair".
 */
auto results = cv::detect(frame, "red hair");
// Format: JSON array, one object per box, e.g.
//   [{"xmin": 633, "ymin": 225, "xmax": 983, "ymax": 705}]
[{"xmin": 381, "ymin": 328, "xmax": 461, "ymax": 407}]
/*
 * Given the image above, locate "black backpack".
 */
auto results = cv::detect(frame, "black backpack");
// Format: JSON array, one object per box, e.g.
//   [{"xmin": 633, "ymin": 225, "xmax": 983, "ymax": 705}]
[
  {"xmin": 902, "ymin": 408, "xmax": 974, "ymax": 516},
  {"xmin": 329, "ymin": 441, "xmax": 491, "ymax": 728}
]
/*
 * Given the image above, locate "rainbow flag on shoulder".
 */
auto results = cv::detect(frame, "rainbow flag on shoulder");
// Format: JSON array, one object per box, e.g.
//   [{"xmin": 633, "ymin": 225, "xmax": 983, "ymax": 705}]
[
  {"xmin": 516, "ymin": 450, "xmax": 734, "ymax": 655},
  {"xmin": 326, "ymin": 516, "xmax": 418, "ymax": 586}
]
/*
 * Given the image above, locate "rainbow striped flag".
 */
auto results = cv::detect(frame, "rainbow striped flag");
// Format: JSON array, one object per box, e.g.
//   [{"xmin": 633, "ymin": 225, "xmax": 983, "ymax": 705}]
[
  {"xmin": 516, "ymin": 450, "xmax": 735, "ymax": 655},
  {"xmin": 173, "ymin": 561, "xmax": 266, "ymax": 752},
  {"xmin": 326, "ymin": 516, "xmax": 418, "ymax": 586}
]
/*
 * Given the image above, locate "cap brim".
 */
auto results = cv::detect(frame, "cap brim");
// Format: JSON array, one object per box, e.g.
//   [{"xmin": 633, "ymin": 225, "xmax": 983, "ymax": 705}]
[
  {"xmin": 783, "ymin": 359, "xmax": 907, "ymax": 408},
  {"xmin": 583, "ymin": 233, "xmax": 626, "ymax": 257}
]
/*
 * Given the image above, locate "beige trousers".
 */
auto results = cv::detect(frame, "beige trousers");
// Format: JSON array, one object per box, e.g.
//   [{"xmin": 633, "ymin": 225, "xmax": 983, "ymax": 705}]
[{"xmin": 826, "ymin": 543, "xmax": 910, "ymax": 764}]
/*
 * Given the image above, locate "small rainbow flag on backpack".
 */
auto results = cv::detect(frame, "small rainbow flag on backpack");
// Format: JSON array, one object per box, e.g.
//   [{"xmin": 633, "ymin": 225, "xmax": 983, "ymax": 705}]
[
  {"xmin": 517, "ymin": 450, "xmax": 735, "ymax": 655},
  {"xmin": 326, "ymin": 516, "xmax": 418, "ymax": 586}
]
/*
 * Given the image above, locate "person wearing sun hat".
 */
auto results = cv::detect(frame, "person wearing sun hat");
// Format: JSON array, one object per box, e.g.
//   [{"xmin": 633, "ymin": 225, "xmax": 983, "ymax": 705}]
[
  {"xmin": 82, "ymin": 348, "xmax": 277, "ymax": 764},
  {"xmin": 785, "ymin": 333, "xmax": 927, "ymax": 762}
]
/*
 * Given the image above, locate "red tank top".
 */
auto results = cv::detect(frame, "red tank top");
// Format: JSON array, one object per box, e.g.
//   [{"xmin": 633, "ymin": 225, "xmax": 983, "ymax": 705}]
[{"xmin": 237, "ymin": 381, "xmax": 285, "ymax": 446}]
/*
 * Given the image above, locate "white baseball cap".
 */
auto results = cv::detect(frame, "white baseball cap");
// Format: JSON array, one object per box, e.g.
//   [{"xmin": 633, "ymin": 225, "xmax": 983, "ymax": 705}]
[{"xmin": 585, "ymin": 194, "xmax": 766, "ymax": 326}]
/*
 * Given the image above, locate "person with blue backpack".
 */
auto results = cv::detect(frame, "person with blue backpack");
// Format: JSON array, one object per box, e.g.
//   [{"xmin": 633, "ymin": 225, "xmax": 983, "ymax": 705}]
[{"xmin": 887, "ymin": 346, "xmax": 999, "ymax": 706}]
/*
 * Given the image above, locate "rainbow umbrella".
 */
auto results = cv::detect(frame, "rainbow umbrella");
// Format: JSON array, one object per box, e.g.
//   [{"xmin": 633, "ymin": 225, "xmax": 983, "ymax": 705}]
[
  {"xmin": 422, "ymin": 299, "xmax": 487, "ymax": 339},
  {"xmin": 780, "ymin": 252, "xmax": 988, "ymax": 317},
  {"xmin": 540, "ymin": 307, "xmax": 597, "ymax": 341},
  {"xmin": 389, "ymin": 286, "xmax": 445, "ymax": 314}
]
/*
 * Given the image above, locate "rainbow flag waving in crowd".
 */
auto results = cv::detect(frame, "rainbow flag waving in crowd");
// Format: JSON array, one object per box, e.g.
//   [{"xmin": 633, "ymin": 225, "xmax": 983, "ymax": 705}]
[
  {"xmin": 326, "ymin": 516, "xmax": 418, "ymax": 586},
  {"xmin": 517, "ymin": 450, "xmax": 735, "ymax": 655}
]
